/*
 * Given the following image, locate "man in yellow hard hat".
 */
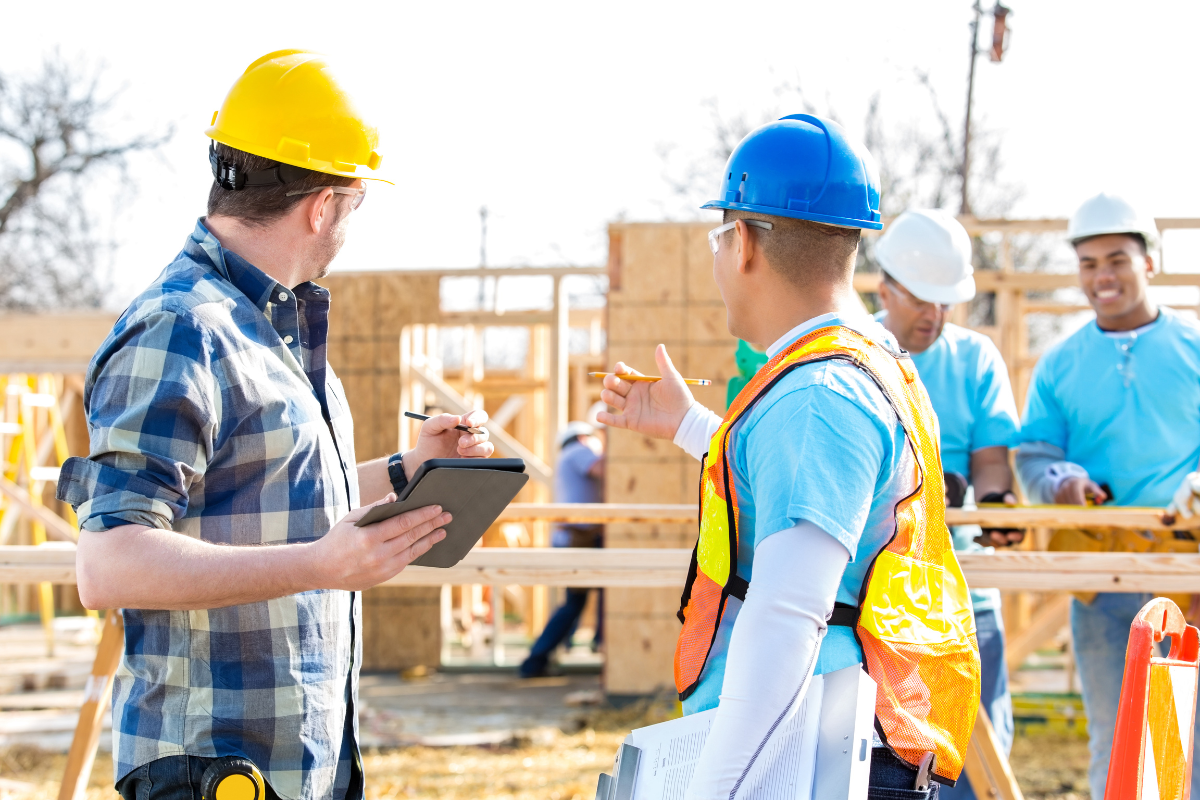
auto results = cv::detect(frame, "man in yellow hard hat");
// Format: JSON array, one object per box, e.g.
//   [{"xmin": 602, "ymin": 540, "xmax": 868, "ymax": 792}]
[{"xmin": 58, "ymin": 50, "xmax": 491, "ymax": 800}]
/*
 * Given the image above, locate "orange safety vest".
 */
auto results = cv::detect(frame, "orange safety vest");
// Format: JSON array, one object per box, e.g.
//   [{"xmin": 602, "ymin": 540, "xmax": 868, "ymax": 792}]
[{"xmin": 673, "ymin": 325, "xmax": 981, "ymax": 784}]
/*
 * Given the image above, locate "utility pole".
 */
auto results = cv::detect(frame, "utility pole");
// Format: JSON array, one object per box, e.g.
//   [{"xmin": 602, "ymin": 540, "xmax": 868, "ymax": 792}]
[
  {"xmin": 478, "ymin": 205, "xmax": 488, "ymax": 309},
  {"xmin": 961, "ymin": 2, "xmax": 1012, "ymax": 217},
  {"xmin": 961, "ymin": 1, "xmax": 983, "ymax": 217}
]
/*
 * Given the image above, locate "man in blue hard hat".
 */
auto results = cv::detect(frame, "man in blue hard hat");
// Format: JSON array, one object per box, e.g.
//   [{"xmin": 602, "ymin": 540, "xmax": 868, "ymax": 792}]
[
  {"xmin": 1017, "ymin": 193, "xmax": 1200, "ymax": 800},
  {"xmin": 874, "ymin": 209, "xmax": 1022, "ymax": 800},
  {"xmin": 601, "ymin": 114, "xmax": 974, "ymax": 798}
]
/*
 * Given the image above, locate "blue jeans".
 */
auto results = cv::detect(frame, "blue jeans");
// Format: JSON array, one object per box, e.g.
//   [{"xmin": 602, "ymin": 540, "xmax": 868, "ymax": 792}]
[
  {"xmin": 116, "ymin": 756, "xmax": 285, "ymax": 800},
  {"xmin": 939, "ymin": 607, "xmax": 1013, "ymax": 800},
  {"xmin": 1072, "ymin": 592, "xmax": 1200, "ymax": 800},
  {"xmin": 520, "ymin": 588, "xmax": 602, "ymax": 677},
  {"xmin": 869, "ymin": 747, "xmax": 940, "ymax": 798}
]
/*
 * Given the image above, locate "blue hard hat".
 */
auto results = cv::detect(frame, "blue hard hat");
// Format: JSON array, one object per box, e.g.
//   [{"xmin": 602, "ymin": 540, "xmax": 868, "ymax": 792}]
[{"xmin": 701, "ymin": 113, "xmax": 883, "ymax": 230}]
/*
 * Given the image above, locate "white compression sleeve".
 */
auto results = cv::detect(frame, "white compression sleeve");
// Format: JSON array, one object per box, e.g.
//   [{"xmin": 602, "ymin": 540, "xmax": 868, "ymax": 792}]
[
  {"xmin": 1015, "ymin": 441, "xmax": 1088, "ymax": 503},
  {"xmin": 684, "ymin": 522, "xmax": 850, "ymax": 800},
  {"xmin": 673, "ymin": 402, "xmax": 724, "ymax": 462}
]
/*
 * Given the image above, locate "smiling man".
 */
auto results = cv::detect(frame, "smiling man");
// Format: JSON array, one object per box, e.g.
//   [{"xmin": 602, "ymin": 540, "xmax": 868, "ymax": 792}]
[{"xmin": 1016, "ymin": 193, "xmax": 1200, "ymax": 799}]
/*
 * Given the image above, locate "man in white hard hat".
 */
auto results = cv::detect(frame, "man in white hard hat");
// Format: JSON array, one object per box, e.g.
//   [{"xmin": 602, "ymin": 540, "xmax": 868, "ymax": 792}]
[
  {"xmin": 874, "ymin": 209, "xmax": 1021, "ymax": 800},
  {"xmin": 1016, "ymin": 193, "xmax": 1200, "ymax": 799},
  {"xmin": 519, "ymin": 421, "xmax": 605, "ymax": 677}
]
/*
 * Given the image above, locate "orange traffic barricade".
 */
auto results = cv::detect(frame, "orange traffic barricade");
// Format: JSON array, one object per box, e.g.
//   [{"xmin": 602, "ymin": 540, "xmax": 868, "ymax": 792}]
[{"xmin": 1106, "ymin": 597, "xmax": 1200, "ymax": 800}]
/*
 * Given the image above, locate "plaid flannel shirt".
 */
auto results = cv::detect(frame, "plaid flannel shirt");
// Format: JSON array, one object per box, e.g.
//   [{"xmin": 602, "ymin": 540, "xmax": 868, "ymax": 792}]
[{"xmin": 58, "ymin": 220, "xmax": 396, "ymax": 800}]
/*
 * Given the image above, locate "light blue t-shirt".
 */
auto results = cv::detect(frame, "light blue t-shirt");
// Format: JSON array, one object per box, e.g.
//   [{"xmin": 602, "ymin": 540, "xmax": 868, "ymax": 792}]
[
  {"xmin": 875, "ymin": 316, "xmax": 1020, "ymax": 612},
  {"xmin": 683, "ymin": 313, "xmax": 916, "ymax": 715},
  {"xmin": 1020, "ymin": 308, "xmax": 1200, "ymax": 507}
]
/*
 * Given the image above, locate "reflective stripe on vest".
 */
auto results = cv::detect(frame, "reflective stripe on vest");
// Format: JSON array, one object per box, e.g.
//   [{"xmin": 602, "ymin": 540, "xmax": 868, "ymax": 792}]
[{"xmin": 672, "ymin": 325, "xmax": 981, "ymax": 784}]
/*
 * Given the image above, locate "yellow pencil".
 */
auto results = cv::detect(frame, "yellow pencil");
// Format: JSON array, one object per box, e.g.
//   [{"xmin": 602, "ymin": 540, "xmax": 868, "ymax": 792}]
[{"xmin": 589, "ymin": 372, "xmax": 712, "ymax": 386}]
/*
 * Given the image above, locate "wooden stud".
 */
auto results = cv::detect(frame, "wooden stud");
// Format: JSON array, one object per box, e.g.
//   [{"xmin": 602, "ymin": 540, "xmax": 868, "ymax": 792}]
[
  {"xmin": 58, "ymin": 609, "xmax": 124, "ymax": 800},
  {"xmin": 963, "ymin": 707, "xmax": 1025, "ymax": 800}
]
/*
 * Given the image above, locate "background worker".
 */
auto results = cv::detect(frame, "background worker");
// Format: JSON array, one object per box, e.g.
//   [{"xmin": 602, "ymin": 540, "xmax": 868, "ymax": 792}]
[
  {"xmin": 520, "ymin": 420, "xmax": 606, "ymax": 677},
  {"xmin": 601, "ymin": 114, "xmax": 978, "ymax": 798},
  {"xmin": 874, "ymin": 209, "xmax": 1021, "ymax": 800},
  {"xmin": 57, "ymin": 50, "xmax": 494, "ymax": 800},
  {"xmin": 1016, "ymin": 192, "xmax": 1200, "ymax": 800}
]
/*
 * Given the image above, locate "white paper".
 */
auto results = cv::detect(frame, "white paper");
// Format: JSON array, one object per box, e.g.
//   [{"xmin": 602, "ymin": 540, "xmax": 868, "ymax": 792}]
[{"xmin": 623, "ymin": 675, "xmax": 825, "ymax": 800}]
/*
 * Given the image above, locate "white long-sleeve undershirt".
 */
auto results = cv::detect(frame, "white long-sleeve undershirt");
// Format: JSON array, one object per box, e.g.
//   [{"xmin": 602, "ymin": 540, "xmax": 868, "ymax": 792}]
[
  {"xmin": 684, "ymin": 521, "xmax": 850, "ymax": 800},
  {"xmin": 673, "ymin": 402, "xmax": 724, "ymax": 461}
]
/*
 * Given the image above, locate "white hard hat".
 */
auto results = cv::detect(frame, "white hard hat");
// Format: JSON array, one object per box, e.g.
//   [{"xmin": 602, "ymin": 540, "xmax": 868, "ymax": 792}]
[
  {"xmin": 1067, "ymin": 193, "xmax": 1158, "ymax": 248},
  {"xmin": 875, "ymin": 209, "xmax": 975, "ymax": 305},
  {"xmin": 557, "ymin": 421, "xmax": 595, "ymax": 450}
]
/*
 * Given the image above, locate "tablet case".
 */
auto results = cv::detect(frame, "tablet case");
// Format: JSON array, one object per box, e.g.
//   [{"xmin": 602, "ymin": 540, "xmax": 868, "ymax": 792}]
[{"xmin": 353, "ymin": 467, "xmax": 530, "ymax": 568}]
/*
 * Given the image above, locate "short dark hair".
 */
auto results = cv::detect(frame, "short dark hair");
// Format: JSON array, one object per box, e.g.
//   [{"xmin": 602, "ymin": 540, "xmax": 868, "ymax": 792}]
[
  {"xmin": 1072, "ymin": 232, "xmax": 1148, "ymax": 256},
  {"xmin": 207, "ymin": 143, "xmax": 357, "ymax": 227},
  {"xmin": 723, "ymin": 209, "xmax": 860, "ymax": 285}
]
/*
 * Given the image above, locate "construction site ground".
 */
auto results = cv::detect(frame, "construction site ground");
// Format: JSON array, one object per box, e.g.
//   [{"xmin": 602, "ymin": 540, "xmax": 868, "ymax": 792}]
[{"xmin": 0, "ymin": 621, "xmax": 1093, "ymax": 799}]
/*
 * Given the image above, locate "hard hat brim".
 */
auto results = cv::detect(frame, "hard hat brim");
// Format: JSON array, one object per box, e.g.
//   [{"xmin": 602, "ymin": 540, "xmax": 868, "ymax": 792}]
[
  {"xmin": 1068, "ymin": 225, "xmax": 1157, "ymax": 248},
  {"xmin": 205, "ymin": 129, "xmax": 394, "ymax": 186},
  {"xmin": 700, "ymin": 200, "xmax": 884, "ymax": 231},
  {"xmin": 894, "ymin": 272, "xmax": 977, "ymax": 305}
]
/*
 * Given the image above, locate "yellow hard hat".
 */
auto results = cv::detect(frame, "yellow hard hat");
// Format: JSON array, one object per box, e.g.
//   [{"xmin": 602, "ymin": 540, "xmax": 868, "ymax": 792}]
[{"xmin": 206, "ymin": 49, "xmax": 389, "ymax": 183}]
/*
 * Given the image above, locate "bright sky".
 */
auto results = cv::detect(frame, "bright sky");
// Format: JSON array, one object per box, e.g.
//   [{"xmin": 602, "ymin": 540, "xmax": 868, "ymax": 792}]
[{"xmin": 5, "ymin": 0, "xmax": 1200, "ymax": 306}]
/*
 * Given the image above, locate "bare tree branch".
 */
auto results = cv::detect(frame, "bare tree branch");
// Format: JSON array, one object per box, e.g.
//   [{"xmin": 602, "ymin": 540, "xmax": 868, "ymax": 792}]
[{"xmin": 0, "ymin": 52, "xmax": 171, "ymax": 309}]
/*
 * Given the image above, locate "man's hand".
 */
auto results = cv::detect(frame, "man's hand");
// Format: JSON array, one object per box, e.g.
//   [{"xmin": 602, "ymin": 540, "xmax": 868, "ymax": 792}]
[
  {"xmin": 307, "ymin": 494, "xmax": 450, "ymax": 591},
  {"xmin": 597, "ymin": 344, "xmax": 693, "ymax": 440},
  {"xmin": 976, "ymin": 490, "xmax": 1025, "ymax": 547},
  {"xmin": 1167, "ymin": 471, "xmax": 1200, "ymax": 521},
  {"xmin": 404, "ymin": 410, "xmax": 494, "ymax": 480},
  {"xmin": 1055, "ymin": 475, "xmax": 1108, "ymax": 506}
]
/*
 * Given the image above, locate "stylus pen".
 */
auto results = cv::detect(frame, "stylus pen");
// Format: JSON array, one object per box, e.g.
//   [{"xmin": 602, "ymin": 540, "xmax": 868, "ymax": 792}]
[
  {"xmin": 404, "ymin": 411, "xmax": 486, "ymax": 435},
  {"xmin": 589, "ymin": 372, "xmax": 712, "ymax": 386}
]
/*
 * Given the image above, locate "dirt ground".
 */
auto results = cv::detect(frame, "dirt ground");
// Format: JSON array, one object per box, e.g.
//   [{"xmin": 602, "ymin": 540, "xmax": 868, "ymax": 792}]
[{"xmin": 0, "ymin": 708, "xmax": 1093, "ymax": 800}]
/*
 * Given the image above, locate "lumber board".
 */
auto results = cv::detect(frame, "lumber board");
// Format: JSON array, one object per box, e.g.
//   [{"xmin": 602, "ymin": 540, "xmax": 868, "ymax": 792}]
[
  {"xmin": 339, "ymin": 266, "xmax": 607, "ymax": 278},
  {"xmin": 964, "ymin": 707, "xmax": 1025, "ymax": 800},
  {"xmin": 498, "ymin": 502, "xmax": 1197, "ymax": 531},
  {"xmin": 0, "ymin": 476, "xmax": 79, "ymax": 541},
  {"xmin": 1005, "ymin": 593, "xmax": 1071, "ymax": 672},
  {"xmin": 58, "ymin": 610, "xmax": 123, "ymax": 800},
  {"xmin": 0, "ymin": 313, "xmax": 118, "ymax": 373},
  {"xmin": 12, "ymin": 546, "xmax": 1200, "ymax": 593}
]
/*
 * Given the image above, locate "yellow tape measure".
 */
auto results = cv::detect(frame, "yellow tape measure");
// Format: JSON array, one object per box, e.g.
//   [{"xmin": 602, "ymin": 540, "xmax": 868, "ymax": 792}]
[{"xmin": 201, "ymin": 757, "xmax": 266, "ymax": 800}]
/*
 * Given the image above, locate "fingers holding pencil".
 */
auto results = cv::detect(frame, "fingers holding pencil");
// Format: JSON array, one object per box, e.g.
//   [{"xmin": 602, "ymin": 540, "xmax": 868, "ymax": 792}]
[{"xmin": 596, "ymin": 344, "xmax": 696, "ymax": 440}]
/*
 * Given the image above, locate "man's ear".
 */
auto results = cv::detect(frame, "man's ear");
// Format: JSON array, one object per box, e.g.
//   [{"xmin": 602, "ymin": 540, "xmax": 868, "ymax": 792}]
[
  {"xmin": 305, "ymin": 188, "xmax": 335, "ymax": 235},
  {"xmin": 1143, "ymin": 252, "xmax": 1156, "ymax": 277},
  {"xmin": 735, "ymin": 219, "xmax": 758, "ymax": 275}
]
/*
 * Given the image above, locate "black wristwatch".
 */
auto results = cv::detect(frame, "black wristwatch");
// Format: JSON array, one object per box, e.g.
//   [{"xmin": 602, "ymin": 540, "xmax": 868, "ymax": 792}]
[{"xmin": 386, "ymin": 452, "xmax": 410, "ymax": 497}]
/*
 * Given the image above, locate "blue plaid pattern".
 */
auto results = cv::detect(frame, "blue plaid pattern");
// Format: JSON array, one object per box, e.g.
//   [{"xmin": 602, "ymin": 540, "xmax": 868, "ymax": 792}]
[{"xmin": 58, "ymin": 220, "xmax": 369, "ymax": 800}]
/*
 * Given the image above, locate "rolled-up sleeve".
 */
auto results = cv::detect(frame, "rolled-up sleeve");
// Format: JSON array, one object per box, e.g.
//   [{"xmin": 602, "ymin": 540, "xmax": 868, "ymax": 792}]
[{"xmin": 57, "ymin": 309, "xmax": 217, "ymax": 532}]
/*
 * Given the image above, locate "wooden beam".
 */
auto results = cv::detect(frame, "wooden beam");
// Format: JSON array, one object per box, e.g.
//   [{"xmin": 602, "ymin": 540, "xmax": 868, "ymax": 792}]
[
  {"xmin": 963, "ymin": 707, "xmax": 1025, "ymax": 800},
  {"xmin": 439, "ymin": 309, "xmax": 604, "ymax": 328},
  {"xmin": 12, "ymin": 545, "xmax": 1200, "ymax": 592},
  {"xmin": 854, "ymin": 270, "xmax": 1200, "ymax": 295},
  {"xmin": 335, "ymin": 266, "xmax": 607, "ymax": 278},
  {"xmin": 58, "ymin": 610, "xmax": 123, "ymax": 800},
  {"xmin": 547, "ymin": 275, "xmax": 569, "ymax": 460},
  {"xmin": 500, "ymin": 502, "xmax": 696, "ymax": 522},
  {"xmin": 0, "ymin": 313, "xmax": 118, "ymax": 373},
  {"xmin": 1005, "ymin": 593, "xmax": 1071, "ymax": 672},
  {"xmin": 409, "ymin": 361, "xmax": 554, "ymax": 485},
  {"xmin": 0, "ymin": 475, "xmax": 79, "ymax": 541},
  {"xmin": 498, "ymin": 502, "xmax": 1195, "ymax": 531}
]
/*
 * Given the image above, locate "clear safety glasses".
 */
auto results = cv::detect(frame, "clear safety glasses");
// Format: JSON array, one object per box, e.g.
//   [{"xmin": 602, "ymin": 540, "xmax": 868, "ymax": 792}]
[
  {"xmin": 887, "ymin": 281, "xmax": 951, "ymax": 314},
  {"xmin": 286, "ymin": 184, "xmax": 367, "ymax": 211},
  {"xmin": 708, "ymin": 219, "xmax": 773, "ymax": 254}
]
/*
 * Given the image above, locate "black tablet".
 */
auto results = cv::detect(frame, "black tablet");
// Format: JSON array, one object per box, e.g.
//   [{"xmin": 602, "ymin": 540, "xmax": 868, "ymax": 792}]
[{"xmin": 354, "ymin": 458, "xmax": 529, "ymax": 568}]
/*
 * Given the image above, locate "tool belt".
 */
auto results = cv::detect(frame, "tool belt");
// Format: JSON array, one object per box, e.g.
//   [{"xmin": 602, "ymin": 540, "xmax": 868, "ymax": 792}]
[{"xmin": 1048, "ymin": 527, "xmax": 1199, "ymax": 609}]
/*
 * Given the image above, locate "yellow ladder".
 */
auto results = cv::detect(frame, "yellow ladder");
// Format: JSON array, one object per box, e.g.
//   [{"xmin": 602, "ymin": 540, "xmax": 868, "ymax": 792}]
[{"xmin": 0, "ymin": 374, "xmax": 90, "ymax": 655}]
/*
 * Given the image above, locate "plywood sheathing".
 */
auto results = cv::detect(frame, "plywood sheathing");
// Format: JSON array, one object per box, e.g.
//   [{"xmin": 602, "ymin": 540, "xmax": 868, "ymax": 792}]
[
  {"xmin": 321, "ymin": 271, "xmax": 443, "ymax": 671},
  {"xmin": 603, "ymin": 222, "xmax": 736, "ymax": 695}
]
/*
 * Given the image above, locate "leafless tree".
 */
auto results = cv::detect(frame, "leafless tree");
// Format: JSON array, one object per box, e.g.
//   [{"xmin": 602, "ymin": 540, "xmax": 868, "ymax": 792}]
[{"xmin": 0, "ymin": 53, "xmax": 170, "ymax": 310}]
